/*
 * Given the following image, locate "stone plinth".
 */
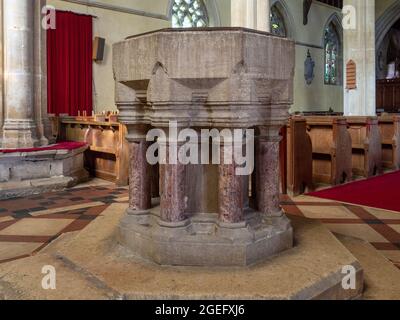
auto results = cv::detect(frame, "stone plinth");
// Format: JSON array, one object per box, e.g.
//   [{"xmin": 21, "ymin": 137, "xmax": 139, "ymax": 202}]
[
  {"xmin": 0, "ymin": 146, "xmax": 89, "ymax": 199},
  {"xmin": 0, "ymin": 203, "xmax": 365, "ymax": 300},
  {"xmin": 114, "ymin": 28, "xmax": 295, "ymax": 267}
]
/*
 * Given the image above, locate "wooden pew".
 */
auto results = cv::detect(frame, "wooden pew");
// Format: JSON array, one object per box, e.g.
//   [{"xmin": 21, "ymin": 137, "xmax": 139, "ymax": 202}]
[
  {"xmin": 58, "ymin": 117, "xmax": 130, "ymax": 186},
  {"xmin": 346, "ymin": 117, "xmax": 383, "ymax": 178},
  {"xmin": 285, "ymin": 116, "xmax": 313, "ymax": 195},
  {"xmin": 378, "ymin": 115, "xmax": 400, "ymax": 170},
  {"xmin": 305, "ymin": 116, "xmax": 353, "ymax": 185}
]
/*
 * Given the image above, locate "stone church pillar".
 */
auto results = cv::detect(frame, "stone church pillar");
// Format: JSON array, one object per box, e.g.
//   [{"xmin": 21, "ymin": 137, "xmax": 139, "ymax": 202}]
[
  {"xmin": 2, "ymin": 0, "xmax": 50, "ymax": 148},
  {"xmin": 33, "ymin": 0, "xmax": 52, "ymax": 146},
  {"xmin": 231, "ymin": 0, "xmax": 270, "ymax": 32},
  {"xmin": 218, "ymin": 131, "xmax": 244, "ymax": 224},
  {"xmin": 116, "ymin": 84, "xmax": 153, "ymax": 216},
  {"xmin": 0, "ymin": 0, "xmax": 4, "ymax": 146},
  {"xmin": 343, "ymin": 0, "xmax": 376, "ymax": 116},
  {"xmin": 159, "ymin": 135, "xmax": 187, "ymax": 223},
  {"xmin": 2, "ymin": 0, "xmax": 39, "ymax": 148},
  {"xmin": 256, "ymin": 126, "xmax": 283, "ymax": 218},
  {"xmin": 127, "ymin": 126, "xmax": 152, "ymax": 214}
]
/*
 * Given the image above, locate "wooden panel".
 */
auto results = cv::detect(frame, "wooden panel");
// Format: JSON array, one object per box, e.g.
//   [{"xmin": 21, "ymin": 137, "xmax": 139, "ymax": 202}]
[
  {"xmin": 305, "ymin": 116, "xmax": 352, "ymax": 186},
  {"xmin": 378, "ymin": 115, "xmax": 400, "ymax": 170},
  {"xmin": 376, "ymin": 79, "xmax": 400, "ymax": 113},
  {"xmin": 346, "ymin": 117, "xmax": 383, "ymax": 177},
  {"xmin": 346, "ymin": 60, "xmax": 357, "ymax": 90},
  {"xmin": 58, "ymin": 117, "xmax": 129, "ymax": 186},
  {"xmin": 286, "ymin": 117, "xmax": 313, "ymax": 196},
  {"xmin": 279, "ymin": 126, "xmax": 287, "ymax": 194},
  {"xmin": 393, "ymin": 116, "xmax": 400, "ymax": 170}
]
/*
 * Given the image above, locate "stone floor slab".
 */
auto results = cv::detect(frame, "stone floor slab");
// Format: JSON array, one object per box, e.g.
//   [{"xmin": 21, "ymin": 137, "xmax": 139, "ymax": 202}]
[
  {"xmin": 365, "ymin": 208, "xmax": 400, "ymax": 220},
  {"xmin": 298, "ymin": 205, "xmax": 358, "ymax": 220},
  {"xmin": 0, "ymin": 218, "xmax": 73, "ymax": 237},
  {"xmin": 0, "ymin": 242, "xmax": 43, "ymax": 262},
  {"xmin": 0, "ymin": 217, "xmax": 14, "ymax": 224},
  {"xmin": 324, "ymin": 223, "xmax": 389, "ymax": 243},
  {"xmin": 338, "ymin": 235, "xmax": 400, "ymax": 300},
  {"xmin": 388, "ymin": 224, "xmax": 400, "ymax": 233}
]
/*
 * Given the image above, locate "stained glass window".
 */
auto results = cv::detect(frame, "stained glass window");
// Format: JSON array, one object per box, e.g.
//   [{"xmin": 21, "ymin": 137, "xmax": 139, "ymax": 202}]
[
  {"xmin": 270, "ymin": 5, "xmax": 287, "ymax": 37},
  {"xmin": 171, "ymin": 0, "xmax": 209, "ymax": 28},
  {"xmin": 324, "ymin": 22, "xmax": 340, "ymax": 85}
]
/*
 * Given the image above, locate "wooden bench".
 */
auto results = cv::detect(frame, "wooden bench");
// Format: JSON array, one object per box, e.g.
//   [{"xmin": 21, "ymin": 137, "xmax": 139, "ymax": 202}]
[
  {"xmin": 378, "ymin": 115, "xmax": 400, "ymax": 170},
  {"xmin": 346, "ymin": 117, "xmax": 383, "ymax": 177},
  {"xmin": 57, "ymin": 117, "xmax": 130, "ymax": 186},
  {"xmin": 285, "ymin": 116, "xmax": 313, "ymax": 195},
  {"xmin": 305, "ymin": 116, "xmax": 353, "ymax": 185}
]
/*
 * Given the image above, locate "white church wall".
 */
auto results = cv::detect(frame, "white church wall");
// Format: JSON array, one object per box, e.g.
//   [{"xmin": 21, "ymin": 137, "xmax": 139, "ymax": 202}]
[
  {"xmin": 220, "ymin": 0, "xmax": 343, "ymax": 113},
  {"xmin": 2, "ymin": 1, "xmax": 397, "ymax": 119},
  {"xmin": 36, "ymin": 0, "xmax": 397, "ymax": 115},
  {"xmin": 283, "ymin": 0, "xmax": 344, "ymax": 113},
  {"xmin": 46, "ymin": 0, "xmax": 170, "ymax": 113},
  {"xmin": 45, "ymin": 0, "xmax": 231, "ymax": 114}
]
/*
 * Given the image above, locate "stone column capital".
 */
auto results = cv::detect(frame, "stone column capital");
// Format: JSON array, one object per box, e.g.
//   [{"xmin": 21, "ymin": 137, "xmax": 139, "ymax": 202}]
[
  {"xmin": 125, "ymin": 124, "xmax": 150, "ymax": 142},
  {"xmin": 256, "ymin": 125, "xmax": 284, "ymax": 141}
]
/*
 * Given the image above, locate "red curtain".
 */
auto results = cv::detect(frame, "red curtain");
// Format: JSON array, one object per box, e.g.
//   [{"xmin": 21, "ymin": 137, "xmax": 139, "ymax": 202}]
[{"xmin": 47, "ymin": 11, "xmax": 93, "ymax": 116}]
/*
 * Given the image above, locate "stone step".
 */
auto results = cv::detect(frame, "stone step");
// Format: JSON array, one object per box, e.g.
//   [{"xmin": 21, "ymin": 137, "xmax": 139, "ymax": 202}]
[
  {"xmin": 53, "ymin": 205, "xmax": 365, "ymax": 300},
  {"xmin": 336, "ymin": 234, "xmax": 400, "ymax": 300},
  {"xmin": 0, "ymin": 251, "xmax": 116, "ymax": 300},
  {"xmin": 40, "ymin": 231, "xmax": 80, "ymax": 254},
  {"xmin": 0, "ymin": 176, "xmax": 76, "ymax": 200},
  {"xmin": 0, "ymin": 206, "xmax": 367, "ymax": 300},
  {"xmin": 0, "ymin": 231, "xmax": 121, "ymax": 300}
]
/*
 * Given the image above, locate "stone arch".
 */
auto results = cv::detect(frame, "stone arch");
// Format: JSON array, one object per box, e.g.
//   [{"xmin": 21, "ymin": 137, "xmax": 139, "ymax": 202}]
[
  {"xmin": 270, "ymin": 0, "xmax": 296, "ymax": 39},
  {"xmin": 167, "ymin": 0, "xmax": 221, "ymax": 27},
  {"xmin": 376, "ymin": 1, "xmax": 400, "ymax": 51},
  {"xmin": 375, "ymin": 1, "xmax": 400, "ymax": 78}
]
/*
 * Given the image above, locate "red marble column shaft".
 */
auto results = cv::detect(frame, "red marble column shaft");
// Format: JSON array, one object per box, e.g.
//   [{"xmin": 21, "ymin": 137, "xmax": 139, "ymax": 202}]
[
  {"xmin": 256, "ymin": 136, "xmax": 282, "ymax": 217},
  {"xmin": 160, "ymin": 146, "xmax": 186, "ymax": 223},
  {"xmin": 129, "ymin": 140, "xmax": 151, "ymax": 211},
  {"xmin": 218, "ymin": 144, "xmax": 244, "ymax": 223},
  {"xmin": 151, "ymin": 163, "xmax": 160, "ymax": 198}
]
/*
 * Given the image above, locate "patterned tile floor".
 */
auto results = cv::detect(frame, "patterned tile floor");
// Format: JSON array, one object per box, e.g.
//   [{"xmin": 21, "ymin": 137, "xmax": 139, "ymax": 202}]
[
  {"xmin": 0, "ymin": 179, "xmax": 399, "ymax": 270},
  {"xmin": 0, "ymin": 179, "xmax": 128, "ymax": 263},
  {"xmin": 281, "ymin": 194, "xmax": 400, "ymax": 270}
]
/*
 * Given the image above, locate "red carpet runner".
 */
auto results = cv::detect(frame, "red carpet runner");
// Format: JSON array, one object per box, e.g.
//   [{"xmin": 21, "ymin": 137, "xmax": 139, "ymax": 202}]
[
  {"xmin": 309, "ymin": 171, "xmax": 400, "ymax": 212},
  {"xmin": 0, "ymin": 141, "xmax": 87, "ymax": 154}
]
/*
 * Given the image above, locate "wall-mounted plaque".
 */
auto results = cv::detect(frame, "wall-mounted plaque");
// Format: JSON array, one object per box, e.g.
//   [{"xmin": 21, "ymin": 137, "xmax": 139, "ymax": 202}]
[
  {"xmin": 304, "ymin": 50, "xmax": 315, "ymax": 85},
  {"xmin": 346, "ymin": 60, "xmax": 357, "ymax": 90}
]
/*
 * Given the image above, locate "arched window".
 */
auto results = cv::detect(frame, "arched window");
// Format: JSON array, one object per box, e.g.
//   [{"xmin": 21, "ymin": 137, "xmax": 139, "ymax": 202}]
[
  {"xmin": 324, "ymin": 21, "xmax": 341, "ymax": 85},
  {"xmin": 171, "ymin": 0, "xmax": 209, "ymax": 28},
  {"xmin": 270, "ymin": 4, "xmax": 287, "ymax": 37}
]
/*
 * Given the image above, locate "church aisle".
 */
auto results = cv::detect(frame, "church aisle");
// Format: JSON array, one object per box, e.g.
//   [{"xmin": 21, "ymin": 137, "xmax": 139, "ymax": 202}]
[{"xmin": 0, "ymin": 184, "xmax": 399, "ymax": 271}]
